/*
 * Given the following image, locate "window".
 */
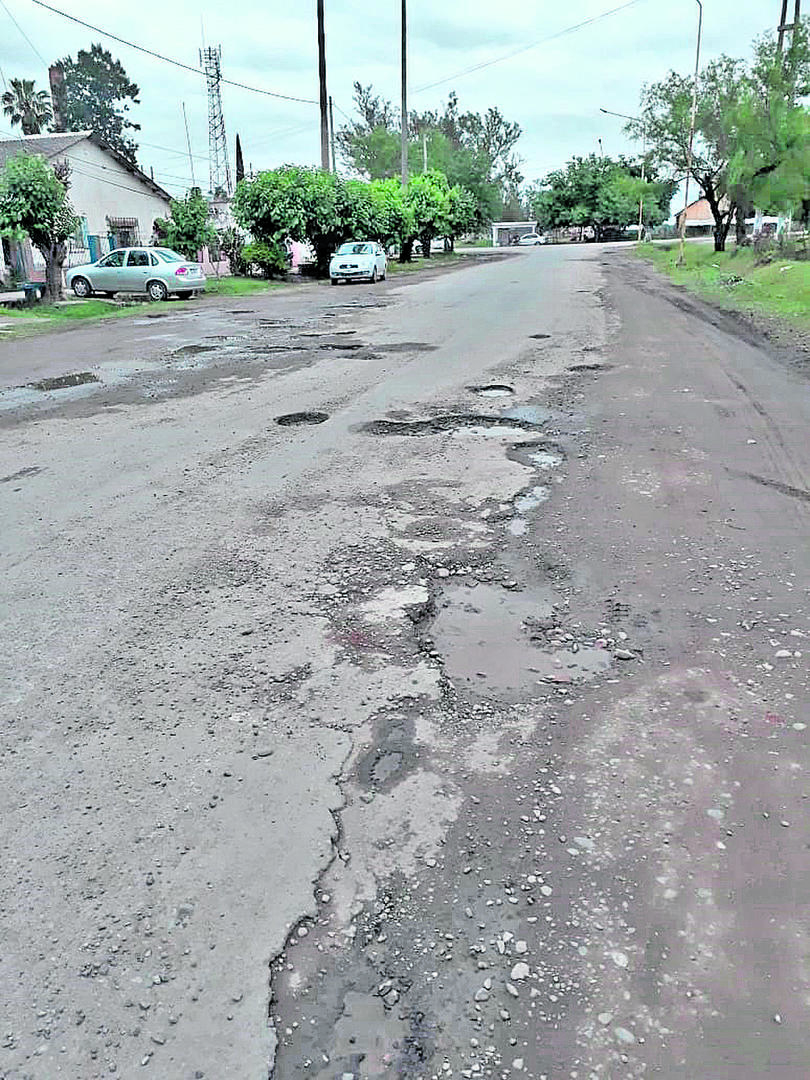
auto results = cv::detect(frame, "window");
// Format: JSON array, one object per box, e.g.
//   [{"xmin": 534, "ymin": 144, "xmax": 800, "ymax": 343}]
[
  {"xmin": 126, "ymin": 250, "xmax": 150, "ymax": 267},
  {"xmin": 149, "ymin": 253, "xmax": 159, "ymax": 266},
  {"xmin": 337, "ymin": 243, "xmax": 372, "ymax": 255},
  {"xmin": 98, "ymin": 251, "xmax": 125, "ymax": 268},
  {"xmin": 154, "ymin": 249, "xmax": 185, "ymax": 263}
]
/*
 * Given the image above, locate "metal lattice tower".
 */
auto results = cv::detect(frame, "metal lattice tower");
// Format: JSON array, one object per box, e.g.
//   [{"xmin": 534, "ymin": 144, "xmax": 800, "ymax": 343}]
[{"xmin": 199, "ymin": 46, "xmax": 232, "ymax": 196}]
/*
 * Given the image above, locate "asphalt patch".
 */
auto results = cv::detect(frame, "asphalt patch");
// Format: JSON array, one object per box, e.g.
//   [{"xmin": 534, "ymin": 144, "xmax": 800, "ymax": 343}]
[{"xmin": 275, "ymin": 411, "xmax": 330, "ymax": 426}]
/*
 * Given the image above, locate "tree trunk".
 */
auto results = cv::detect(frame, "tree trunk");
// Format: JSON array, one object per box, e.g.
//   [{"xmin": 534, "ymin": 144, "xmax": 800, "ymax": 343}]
[
  {"xmin": 735, "ymin": 205, "xmax": 748, "ymax": 247},
  {"xmin": 40, "ymin": 241, "xmax": 66, "ymax": 301},
  {"xmin": 399, "ymin": 238, "xmax": 414, "ymax": 263},
  {"xmin": 713, "ymin": 208, "xmax": 734, "ymax": 252},
  {"xmin": 420, "ymin": 231, "xmax": 432, "ymax": 258}
]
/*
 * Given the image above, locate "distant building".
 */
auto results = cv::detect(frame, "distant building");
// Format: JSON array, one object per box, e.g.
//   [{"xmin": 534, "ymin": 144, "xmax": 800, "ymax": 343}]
[
  {"xmin": 0, "ymin": 131, "xmax": 171, "ymax": 282},
  {"xmin": 491, "ymin": 221, "xmax": 540, "ymax": 246},
  {"xmin": 674, "ymin": 196, "xmax": 730, "ymax": 237}
]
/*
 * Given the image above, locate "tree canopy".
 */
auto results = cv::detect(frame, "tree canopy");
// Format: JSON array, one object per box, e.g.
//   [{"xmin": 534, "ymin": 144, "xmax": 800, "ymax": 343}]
[
  {"xmin": 2, "ymin": 78, "xmax": 52, "ymax": 135},
  {"xmin": 0, "ymin": 152, "xmax": 77, "ymax": 299},
  {"xmin": 52, "ymin": 44, "xmax": 141, "ymax": 164},
  {"xmin": 154, "ymin": 188, "xmax": 217, "ymax": 260}
]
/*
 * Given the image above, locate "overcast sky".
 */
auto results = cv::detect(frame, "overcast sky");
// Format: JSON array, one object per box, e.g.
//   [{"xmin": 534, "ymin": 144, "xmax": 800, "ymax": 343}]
[{"xmin": 0, "ymin": 0, "xmax": 783, "ymax": 198}]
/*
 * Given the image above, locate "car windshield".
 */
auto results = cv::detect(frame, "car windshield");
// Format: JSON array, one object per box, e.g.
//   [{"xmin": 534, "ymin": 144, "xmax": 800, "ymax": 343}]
[
  {"xmin": 154, "ymin": 249, "xmax": 186, "ymax": 263},
  {"xmin": 337, "ymin": 243, "xmax": 372, "ymax": 255}
]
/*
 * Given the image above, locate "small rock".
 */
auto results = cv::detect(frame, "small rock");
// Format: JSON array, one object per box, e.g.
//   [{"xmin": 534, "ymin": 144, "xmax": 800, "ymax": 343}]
[
  {"xmin": 510, "ymin": 962, "xmax": 530, "ymax": 981},
  {"xmin": 512, "ymin": 1059, "xmax": 524, "ymax": 1071},
  {"xmin": 506, "ymin": 983, "xmax": 520, "ymax": 998},
  {"xmin": 610, "ymin": 951, "xmax": 629, "ymax": 969},
  {"xmin": 383, "ymin": 989, "xmax": 399, "ymax": 1007},
  {"xmin": 598, "ymin": 1012, "xmax": 613, "ymax": 1025},
  {"xmin": 614, "ymin": 1027, "xmax": 636, "ymax": 1045},
  {"xmin": 254, "ymin": 748, "xmax": 274, "ymax": 759},
  {"xmin": 775, "ymin": 650, "xmax": 793, "ymax": 659},
  {"xmin": 614, "ymin": 649, "xmax": 635, "ymax": 661},
  {"xmin": 474, "ymin": 988, "xmax": 490, "ymax": 1002}
]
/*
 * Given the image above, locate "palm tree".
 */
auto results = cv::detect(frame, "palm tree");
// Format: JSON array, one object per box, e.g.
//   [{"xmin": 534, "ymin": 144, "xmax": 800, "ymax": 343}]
[{"xmin": 2, "ymin": 78, "xmax": 53, "ymax": 135}]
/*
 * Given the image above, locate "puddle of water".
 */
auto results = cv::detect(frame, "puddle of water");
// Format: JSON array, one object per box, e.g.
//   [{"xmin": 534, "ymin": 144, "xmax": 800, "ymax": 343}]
[
  {"xmin": 501, "ymin": 405, "xmax": 554, "ymax": 425},
  {"xmin": 529, "ymin": 450, "xmax": 563, "ymax": 470},
  {"xmin": 275, "ymin": 411, "xmax": 329, "ymax": 426},
  {"xmin": 514, "ymin": 485, "xmax": 550, "ymax": 512},
  {"xmin": 462, "ymin": 425, "xmax": 537, "ymax": 440},
  {"xmin": 431, "ymin": 583, "xmax": 610, "ymax": 694},
  {"xmin": 371, "ymin": 750, "xmax": 404, "ymax": 784}
]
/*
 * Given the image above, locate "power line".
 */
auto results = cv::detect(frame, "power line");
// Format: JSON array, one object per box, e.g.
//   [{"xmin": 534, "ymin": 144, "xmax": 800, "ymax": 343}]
[
  {"xmin": 0, "ymin": 0, "xmax": 48, "ymax": 64},
  {"xmin": 414, "ymin": 0, "xmax": 649, "ymax": 94},
  {"xmin": 29, "ymin": 0, "xmax": 319, "ymax": 104}
]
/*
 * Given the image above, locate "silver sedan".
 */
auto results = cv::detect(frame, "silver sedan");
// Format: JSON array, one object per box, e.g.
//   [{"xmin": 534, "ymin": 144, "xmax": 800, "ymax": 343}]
[{"xmin": 66, "ymin": 247, "xmax": 207, "ymax": 301}]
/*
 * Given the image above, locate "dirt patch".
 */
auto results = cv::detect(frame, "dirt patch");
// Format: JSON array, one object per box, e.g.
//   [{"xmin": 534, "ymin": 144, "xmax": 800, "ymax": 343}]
[
  {"xmin": 275, "ymin": 411, "xmax": 330, "ymax": 426},
  {"xmin": 31, "ymin": 372, "xmax": 99, "ymax": 391},
  {"xmin": 0, "ymin": 465, "xmax": 43, "ymax": 484},
  {"xmin": 172, "ymin": 344, "xmax": 217, "ymax": 357}
]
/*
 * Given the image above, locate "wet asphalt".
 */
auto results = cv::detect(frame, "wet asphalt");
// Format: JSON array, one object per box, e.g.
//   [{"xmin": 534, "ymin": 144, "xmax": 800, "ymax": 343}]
[{"xmin": 1, "ymin": 247, "xmax": 809, "ymax": 1079}]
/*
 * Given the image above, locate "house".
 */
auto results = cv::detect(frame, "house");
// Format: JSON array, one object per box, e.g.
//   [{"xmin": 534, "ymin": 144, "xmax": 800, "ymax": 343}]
[
  {"xmin": 0, "ymin": 131, "xmax": 172, "ymax": 282},
  {"xmin": 674, "ymin": 196, "xmax": 730, "ymax": 237}
]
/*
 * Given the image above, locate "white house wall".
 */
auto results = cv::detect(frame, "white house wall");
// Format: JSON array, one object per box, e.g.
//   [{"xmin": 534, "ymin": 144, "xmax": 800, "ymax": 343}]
[{"xmin": 57, "ymin": 139, "xmax": 171, "ymax": 242}]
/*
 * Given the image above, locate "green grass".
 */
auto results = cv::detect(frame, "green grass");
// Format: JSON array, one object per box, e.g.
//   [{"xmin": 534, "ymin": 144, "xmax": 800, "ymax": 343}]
[
  {"xmin": 387, "ymin": 252, "xmax": 466, "ymax": 274},
  {"xmin": 637, "ymin": 242, "xmax": 810, "ymax": 328},
  {"xmin": 203, "ymin": 275, "xmax": 286, "ymax": 296}
]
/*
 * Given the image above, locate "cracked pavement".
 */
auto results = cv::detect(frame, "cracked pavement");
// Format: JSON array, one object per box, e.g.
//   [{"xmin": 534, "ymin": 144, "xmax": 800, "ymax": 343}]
[{"xmin": 2, "ymin": 247, "xmax": 810, "ymax": 1079}]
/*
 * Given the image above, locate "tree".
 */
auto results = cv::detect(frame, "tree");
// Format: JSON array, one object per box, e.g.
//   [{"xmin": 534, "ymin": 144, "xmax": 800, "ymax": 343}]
[
  {"xmin": 407, "ymin": 169, "xmax": 451, "ymax": 258},
  {"xmin": 446, "ymin": 184, "xmax": 478, "ymax": 248},
  {"xmin": 235, "ymin": 134, "xmax": 245, "ymax": 185},
  {"xmin": 367, "ymin": 178, "xmax": 415, "ymax": 255},
  {"xmin": 218, "ymin": 225, "xmax": 247, "ymax": 275},
  {"xmin": 2, "ymin": 78, "xmax": 52, "ymax": 135},
  {"xmin": 0, "ymin": 152, "xmax": 77, "ymax": 300},
  {"xmin": 242, "ymin": 240, "xmax": 286, "ymax": 278},
  {"xmin": 52, "ymin": 44, "xmax": 140, "ymax": 164},
  {"xmin": 232, "ymin": 167, "xmax": 306, "ymax": 273},
  {"xmin": 154, "ymin": 188, "xmax": 216, "ymax": 260}
]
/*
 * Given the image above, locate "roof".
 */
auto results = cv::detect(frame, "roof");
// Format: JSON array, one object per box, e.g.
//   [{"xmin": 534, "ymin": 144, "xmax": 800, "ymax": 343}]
[{"xmin": 0, "ymin": 129, "xmax": 171, "ymax": 201}]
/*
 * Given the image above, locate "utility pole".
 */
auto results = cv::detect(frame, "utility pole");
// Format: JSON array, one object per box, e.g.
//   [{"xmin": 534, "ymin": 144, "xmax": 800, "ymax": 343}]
[
  {"xmin": 600, "ymin": 107, "xmax": 647, "ymax": 242},
  {"xmin": 422, "ymin": 132, "xmax": 428, "ymax": 172},
  {"xmin": 778, "ymin": 0, "xmax": 802, "ymax": 51},
  {"xmin": 401, "ymin": 0, "xmax": 408, "ymax": 188},
  {"xmin": 328, "ymin": 95, "xmax": 337, "ymax": 173},
  {"xmin": 182, "ymin": 102, "xmax": 196, "ymax": 189},
  {"xmin": 317, "ymin": 0, "xmax": 330, "ymax": 171},
  {"xmin": 678, "ymin": 0, "xmax": 703, "ymax": 266}
]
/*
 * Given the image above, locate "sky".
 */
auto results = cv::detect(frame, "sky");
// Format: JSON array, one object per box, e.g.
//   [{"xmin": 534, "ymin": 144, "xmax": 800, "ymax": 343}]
[{"xmin": 0, "ymin": 0, "xmax": 785, "ymax": 200}]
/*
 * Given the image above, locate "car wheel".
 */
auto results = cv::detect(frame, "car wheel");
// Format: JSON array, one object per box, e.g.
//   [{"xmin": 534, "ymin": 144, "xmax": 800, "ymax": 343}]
[
  {"xmin": 177, "ymin": 291, "xmax": 192, "ymax": 300},
  {"xmin": 331, "ymin": 278, "xmax": 339, "ymax": 286},
  {"xmin": 72, "ymin": 276, "xmax": 91, "ymax": 299},
  {"xmin": 370, "ymin": 267, "xmax": 378, "ymax": 284},
  {"xmin": 147, "ymin": 279, "xmax": 169, "ymax": 302}
]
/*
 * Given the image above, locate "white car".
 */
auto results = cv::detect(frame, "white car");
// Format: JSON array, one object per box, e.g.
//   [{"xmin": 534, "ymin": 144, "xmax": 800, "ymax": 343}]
[
  {"xmin": 330, "ymin": 241, "xmax": 387, "ymax": 285},
  {"xmin": 66, "ymin": 247, "xmax": 206, "ymax": 301},
  {"xmin": 516, "ymin": 233, "xmax": 547, "ymax": 246}
]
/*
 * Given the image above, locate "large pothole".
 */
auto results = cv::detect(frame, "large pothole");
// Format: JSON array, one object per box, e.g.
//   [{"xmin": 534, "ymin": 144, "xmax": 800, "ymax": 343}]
[
  {"xmin": 357, "ymin": 413, "xmax": 549, "ymax": 437},
  {"xmin": 31, "ymin": 372, "xmax": 99, "ymax": 391},
  {"xmin": 275, "ymin": 411, "xmax": 329, "ymax": 426},
  {"xmin": 468, "ymin": 384, "xmax": 514, "ymax": 397}
]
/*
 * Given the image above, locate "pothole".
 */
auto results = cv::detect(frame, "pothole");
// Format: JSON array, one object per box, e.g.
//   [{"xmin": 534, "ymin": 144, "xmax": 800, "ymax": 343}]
[
  {"xmin": 500, "ymin": 405, "xmax": 555, "ymax": 425},
  {"xmin": 514, "ymin": 485, "xmax": 550, "ymax": 512},
  {"xmin": 31, "ymin": 372, "xmax": 99, "ymax": 391},
  {"xmin": 317, "ymin": 341, "xmax": 365, "ymax": 351},
  {"xmin": 569, "ymin": 362, "xmax": 612, "ymax": 372},
  {"xmin": 429, "ymin": 582, "xmax": 610, "ymax": 695},
  {"xmin": 374, "ymin": 342, "xmax": 438, "ymax": 353},
  {"xmin": 469, "ymin": 384, "xmax": 514, "ymax": 397},
  {"xmin": 275, "ymin": 411, "xmax": 329, "ymax": 426},
  {"xmin": 370, "ymin": 750, "xmax": 404, "ymax": 784},
  {"xmin": 172, "ymin": 344, "xmax": 217, "ymax": 356},
  {"xmin": 530, "ymin": 333, "xmax": 551, "ymax": 339},
  {"xmin": 357, "ymin": 413, "xmax": 549, "ymax": 437}
]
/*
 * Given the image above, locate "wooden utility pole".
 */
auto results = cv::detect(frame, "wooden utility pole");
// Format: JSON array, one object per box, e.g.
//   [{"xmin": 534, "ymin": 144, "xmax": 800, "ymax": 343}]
[
  {"xmin": 422, "ymin": 132, "xmax": 428, "ymax": 172},
  {"xmin": 317, "ymin": 0, "xmax": 330, "ymax": 171},
  {"xmin": 401, "ymin": 0, "xmax": 408, "ymax": 188},
  {"xmin": 328, "ymin": 95, "xmax": 337, "ymax": 173},
  {"xmin": 182, "ymin": 102, "xmax": 196, "ymax": 188}
]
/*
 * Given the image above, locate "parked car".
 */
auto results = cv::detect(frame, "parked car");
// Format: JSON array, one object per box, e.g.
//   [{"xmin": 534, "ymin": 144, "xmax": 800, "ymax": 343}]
[
  {"xmin": 66, "ymin": 247, "xmax": 207, "ymax": 301},
  {"xmin": 516, "ymin": 233, "xmax": 547, "ymax": 246},
  {"xmin": 329, "ymin": 241, "xmax": 387, "ymax": 285}
]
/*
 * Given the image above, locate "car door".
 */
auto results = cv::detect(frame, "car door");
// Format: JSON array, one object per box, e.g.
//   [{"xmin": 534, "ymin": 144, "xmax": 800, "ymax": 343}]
[
  {"xmin": 123, "ymin": 249, "xmax": 152, "ymax": 293},
  {"xmin": 92, "ymin": 249, "xmax": 126, "ymax": 290},
  {"xmin": 376, "ymin": 244, "xmax": 386, "ymax": 276}
]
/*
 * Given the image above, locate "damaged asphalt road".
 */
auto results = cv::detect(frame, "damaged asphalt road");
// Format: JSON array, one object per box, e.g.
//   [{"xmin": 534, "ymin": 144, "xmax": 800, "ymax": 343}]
[{"xmin": 1, "ymin": 247, "xmax": 810, "ymax": 1079}]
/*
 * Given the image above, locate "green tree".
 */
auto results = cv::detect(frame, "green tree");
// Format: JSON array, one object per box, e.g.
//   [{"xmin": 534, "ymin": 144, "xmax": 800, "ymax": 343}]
[
  {"xmin": 407, "ymin": 169, "xmax": 451, "ymax": 258},
  {"xmin": 154, "ymin": 188, "xmax": 216, "ymax": 260},
  {"xmin": 232, "ymin": 167, "xmax": 306, "ymax": 273},
  {"xmin": 52, "ymin": 44, "xmax": 141, "ymax": 164},
  {"xmin": 242, "ymin": 240, "xmax": 286, "ymax": 278},
  {"xmin": 218, "ymin": 225, "xmax": 247, "ymax": 275},
  {"xmin": 629, "ymin": 56, "xmax": 748, "ymax": 250},
  {"xmin": 0, "ymin": 152, "xmax": 77, "ymax": 300},
  {"xmin": 2, "ymin": 77, "xmax": 52, "ymax": 135},
  {"xmin": 446, "ymin": 184, "xmax": 478, "ymax": 248},
  {"xmin": 367, "ymin": 178, "xmax": 415, "ymax": 255}
]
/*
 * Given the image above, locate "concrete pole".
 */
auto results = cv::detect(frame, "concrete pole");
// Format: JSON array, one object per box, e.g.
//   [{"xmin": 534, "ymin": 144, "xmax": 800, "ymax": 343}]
[
  {"xmin": 678, "ymin": 0, "xmax": 703, "ymax": 266},
  {"xmin": 317, "ymin": 0, "xmax": 330, "ymax": 171},
  {"xmin": 401, "ymin": 0, "xmax": 408, "ymax": 188}
]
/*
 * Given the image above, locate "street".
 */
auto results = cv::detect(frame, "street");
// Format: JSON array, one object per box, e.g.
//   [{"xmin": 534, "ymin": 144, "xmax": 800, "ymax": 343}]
[{"xmin": 2, "ymin": 245, "xmax": 810, "ymax": 1079}]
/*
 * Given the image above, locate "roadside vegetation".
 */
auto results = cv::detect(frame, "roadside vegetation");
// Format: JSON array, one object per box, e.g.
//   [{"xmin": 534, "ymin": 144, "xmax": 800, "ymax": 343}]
[{"xmin": 638, "ymin": 242, "xmax": 810, "ymax": 327}]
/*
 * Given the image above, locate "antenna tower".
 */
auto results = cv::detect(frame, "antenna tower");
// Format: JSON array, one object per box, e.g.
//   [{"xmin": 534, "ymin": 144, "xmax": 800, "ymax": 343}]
[{"xmin": 199, "ymin": 45, "xmax": 232, "ymax": 196}]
